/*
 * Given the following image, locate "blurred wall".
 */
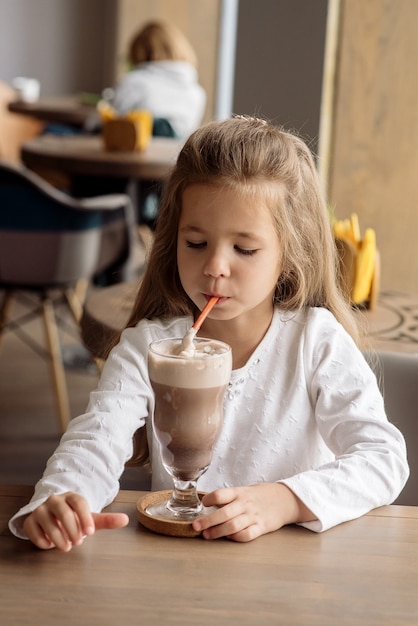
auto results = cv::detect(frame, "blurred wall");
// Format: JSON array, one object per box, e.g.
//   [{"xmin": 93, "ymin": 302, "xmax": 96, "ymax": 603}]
[
  {"xmin": 0, "ymin": 0, "xmax": 327, "ymax": 132},
  {"xmin": 0, "ymin": 0, "xmax": 117, "ymax": 96},
  {"xmin": 233, "ymin": 0, "xmax": 328, "ymax": 153}
]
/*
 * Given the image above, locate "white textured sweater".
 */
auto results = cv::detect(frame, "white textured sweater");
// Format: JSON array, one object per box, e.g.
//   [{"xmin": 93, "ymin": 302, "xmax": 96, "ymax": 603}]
[{"xmin": 9, "ymin": 307, "xmax": 409, "ymax": 538}]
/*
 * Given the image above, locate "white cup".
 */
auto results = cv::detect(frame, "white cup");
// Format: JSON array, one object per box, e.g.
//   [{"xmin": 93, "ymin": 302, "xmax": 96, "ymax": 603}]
[{"xmin": 12, "ymin": 77, "xmax": 40, "ymax": 102}]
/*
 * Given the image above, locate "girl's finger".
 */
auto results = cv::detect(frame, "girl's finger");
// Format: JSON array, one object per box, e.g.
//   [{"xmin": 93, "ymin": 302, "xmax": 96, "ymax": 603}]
[
  {"xmin": 92, "ymin": 512, "xmax": 130, "ymax": 530},
  {"xmin": 65, "ymin": 493, "xmax": 95, "ymax": 536},
  {"xmin": 200, "ymin": 487, "xmax": 236, "ymax": 507},
  {"xmin": 24, "ymin": 514, "xmax": 71, "ymax": 552},
  {"xmin": 27, "ymin": 499, "xmax": 80, "ymax": 550}
]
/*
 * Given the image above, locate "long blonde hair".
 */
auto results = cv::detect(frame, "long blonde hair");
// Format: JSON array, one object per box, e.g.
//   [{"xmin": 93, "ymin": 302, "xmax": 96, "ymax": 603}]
[{"xmin": 127, "ymin": 116, "xmax": 359, "ymax": 343}]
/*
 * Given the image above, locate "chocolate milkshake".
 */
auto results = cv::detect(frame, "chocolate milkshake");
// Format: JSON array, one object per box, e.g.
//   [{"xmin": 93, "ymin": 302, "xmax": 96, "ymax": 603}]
[
  {"xmin": 148, "ymin": 337, "xmax": 232, "ymax": 518},
  {"xmin": 148, "ymin": 337, "xmax": 232, "ymax": 480}
]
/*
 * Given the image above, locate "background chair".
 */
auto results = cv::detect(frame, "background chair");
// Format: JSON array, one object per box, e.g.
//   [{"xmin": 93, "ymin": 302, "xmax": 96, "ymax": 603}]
[
  {"xmin": 0, "ymin": 160, "xmax": 141, "ymax": 433},
  {"xmin": 373, "ymin": 351, "xmax": 418, "ymax": 506}
]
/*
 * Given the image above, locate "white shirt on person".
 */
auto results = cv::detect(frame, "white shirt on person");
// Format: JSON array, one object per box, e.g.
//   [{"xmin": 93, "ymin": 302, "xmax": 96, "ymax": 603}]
[
  {"xmin": 9, "ymin": 307, "xmax": 409, "ymax": 538},
  {"xmin": 109, "ymin": 60, "xmax": 206, "ymax": 139}
]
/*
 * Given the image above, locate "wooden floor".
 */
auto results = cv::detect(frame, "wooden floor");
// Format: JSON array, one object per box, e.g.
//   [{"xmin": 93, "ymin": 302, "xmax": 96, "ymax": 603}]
[{"xmin": 0, "ymin": 288, "xmax": 150, "ymax": 491}]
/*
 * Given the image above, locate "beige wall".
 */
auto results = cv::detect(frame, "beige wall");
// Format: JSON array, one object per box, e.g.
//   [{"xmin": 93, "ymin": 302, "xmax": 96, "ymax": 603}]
[
  {"xmin": 116, "ymin": 0, "xmax": 221, "ymax": 123},
  {"xmin": 327, "ymin": 0, "xmax": 418, "ymax": 295}
]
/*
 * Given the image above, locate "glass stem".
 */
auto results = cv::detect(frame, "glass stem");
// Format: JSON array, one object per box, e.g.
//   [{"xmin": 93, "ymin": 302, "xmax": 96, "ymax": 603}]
[{"xmin": 167, "ymin": 479, "xmax": 203, "ymax": 517}]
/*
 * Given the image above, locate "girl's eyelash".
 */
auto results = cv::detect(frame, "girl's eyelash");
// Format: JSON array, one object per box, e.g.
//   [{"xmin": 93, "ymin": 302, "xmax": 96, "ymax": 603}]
[
  {"xmin": 186, "ymin": 241, "xmax": 206, "ymax": 249},
  {"xmin": 235, "ymin": 246, "xmax": 257, "ymax": 256},
  {"xmin": 185, "ymin": 241, "xmax": 258, "ymax": 256}
]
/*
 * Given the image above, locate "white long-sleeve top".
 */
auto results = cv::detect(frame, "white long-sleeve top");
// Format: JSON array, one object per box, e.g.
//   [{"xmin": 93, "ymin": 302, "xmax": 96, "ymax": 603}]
[
  {"xmin": 109, "ymin": 60, "xmax": 206, "ymax": 139},
  {"xmin": 9, "ymin": 307, "xmax": 409, "ymax": 538}
]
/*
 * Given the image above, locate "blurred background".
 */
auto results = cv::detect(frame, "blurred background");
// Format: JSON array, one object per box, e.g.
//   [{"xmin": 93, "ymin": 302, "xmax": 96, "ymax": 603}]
[
  {"xmin": 1, "ymin": 0, "xmax": 417, "ymax": 293},
  {"xmin": 0, "ymin": 0, "xmax": 327, "ymax": 151}
]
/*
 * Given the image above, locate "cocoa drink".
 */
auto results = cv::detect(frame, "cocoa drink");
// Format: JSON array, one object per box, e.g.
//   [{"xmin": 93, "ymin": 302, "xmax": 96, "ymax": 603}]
[{"xmin": 148, "ymin": 337, "xmax": 232, "ymax": 482}]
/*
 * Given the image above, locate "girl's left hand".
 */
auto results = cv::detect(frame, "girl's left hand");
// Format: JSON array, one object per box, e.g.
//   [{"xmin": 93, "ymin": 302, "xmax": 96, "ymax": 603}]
[{"xmin": 192, "ymin": 483, "xmax": 314, "ymax": 542}]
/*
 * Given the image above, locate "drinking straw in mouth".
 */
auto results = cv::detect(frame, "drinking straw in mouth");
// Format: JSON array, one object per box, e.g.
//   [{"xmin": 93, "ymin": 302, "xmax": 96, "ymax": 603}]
[
  {"xmin": 178, "ymin": 296, "xmax": 220, "ymax": 354},
  {"xmin": 193, "ymin": 296, "xmax": 219, "ymax": 331}
]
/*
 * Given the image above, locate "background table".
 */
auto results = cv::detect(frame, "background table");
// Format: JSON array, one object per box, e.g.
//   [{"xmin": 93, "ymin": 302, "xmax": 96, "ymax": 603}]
[
  {"xmin": 21, "ymin": 133, "xmax": 182, "ymax": 181},
  {"xmin": 21, "ymin": 133, "xmax": 183, "ymax": 222},
  {"xmin": 1, "ymin": 485, "xmax": 418, "ymax": 625},
  {"xmin": 361, "ymin": 289, "xmax": 418, "ymax": 352},
  {"xmin": 8, "ymin": 95, "xmax": 96, "ymax": 128}
]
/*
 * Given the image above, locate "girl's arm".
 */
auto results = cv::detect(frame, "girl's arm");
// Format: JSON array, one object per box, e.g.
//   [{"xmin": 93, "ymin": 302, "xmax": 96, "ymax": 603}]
[
  {"xmin": 194, "ymin": 312, "xmax": 409, "ymax": 541},
  {"xmin": 9, "ymin": 326, "xmax": 153, "ymax": 540}
]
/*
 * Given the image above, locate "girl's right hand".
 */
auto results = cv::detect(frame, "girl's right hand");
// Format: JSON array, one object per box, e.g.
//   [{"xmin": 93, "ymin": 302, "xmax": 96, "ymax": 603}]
[{"xmin": 22, "ymin": 492, "xmax": 129, "ymax": 552}]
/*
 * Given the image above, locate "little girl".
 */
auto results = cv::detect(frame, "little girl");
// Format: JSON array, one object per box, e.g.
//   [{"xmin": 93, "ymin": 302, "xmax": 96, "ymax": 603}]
[{"xmin": 9, "ymin": 117, "xmax": 408, "ymax": 550}]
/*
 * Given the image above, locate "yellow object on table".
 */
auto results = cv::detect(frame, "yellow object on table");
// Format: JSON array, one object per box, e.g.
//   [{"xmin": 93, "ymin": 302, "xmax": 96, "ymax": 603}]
[
  {"xmin": 333, "ymin": 213, "xmax": 380, "ymax": 310},
  {"xmin": 98, "ymin": 101, "xmax": 153, "ymax": 151}
]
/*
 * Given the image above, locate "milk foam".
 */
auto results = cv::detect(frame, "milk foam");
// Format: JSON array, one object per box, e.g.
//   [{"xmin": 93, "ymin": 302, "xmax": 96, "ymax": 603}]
[{"xmin": 148, "ymin": 338, "xmax": 232, "ymax": 389}]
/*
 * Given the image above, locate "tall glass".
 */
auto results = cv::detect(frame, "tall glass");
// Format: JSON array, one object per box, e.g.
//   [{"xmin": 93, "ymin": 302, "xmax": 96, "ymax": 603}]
[{"xmin": 147, "ymin": 337, "xmax": 232, "ymax": 520}]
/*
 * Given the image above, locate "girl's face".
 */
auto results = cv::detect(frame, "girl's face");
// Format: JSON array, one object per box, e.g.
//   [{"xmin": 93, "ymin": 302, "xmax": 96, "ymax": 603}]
[{"xmin": 177, "ymin": 183, "xmax": 283, "ymax": 329}]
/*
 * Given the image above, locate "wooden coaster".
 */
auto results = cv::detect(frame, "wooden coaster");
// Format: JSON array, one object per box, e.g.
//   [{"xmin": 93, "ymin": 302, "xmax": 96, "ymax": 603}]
[{"xmin": 136, "ymin": 491, "xmax": 203, "ymax": 538}]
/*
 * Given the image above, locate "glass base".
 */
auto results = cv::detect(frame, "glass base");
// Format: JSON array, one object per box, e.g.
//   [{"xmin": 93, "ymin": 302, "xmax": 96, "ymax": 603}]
[{"xmin": 146, "ymin": 497, "xmax": 217, "ymax": 522}]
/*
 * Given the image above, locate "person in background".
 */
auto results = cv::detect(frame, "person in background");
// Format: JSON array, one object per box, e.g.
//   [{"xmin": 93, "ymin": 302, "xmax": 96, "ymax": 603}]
[{"xmin": 108, "ymin": 20, "xmax": 206, "ymax": 140}]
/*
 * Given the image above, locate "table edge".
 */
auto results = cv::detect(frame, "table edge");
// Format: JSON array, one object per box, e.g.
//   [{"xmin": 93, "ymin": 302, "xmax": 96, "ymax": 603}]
[{"xmin": 1, "ymin": 485, "xmax": 417, "ymax": 519}]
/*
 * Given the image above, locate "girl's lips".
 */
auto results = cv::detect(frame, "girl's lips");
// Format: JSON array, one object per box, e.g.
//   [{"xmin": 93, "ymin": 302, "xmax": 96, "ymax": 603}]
[{"xmin": 202, "ymin": 293, "xmax": 228, "ymax": 304}]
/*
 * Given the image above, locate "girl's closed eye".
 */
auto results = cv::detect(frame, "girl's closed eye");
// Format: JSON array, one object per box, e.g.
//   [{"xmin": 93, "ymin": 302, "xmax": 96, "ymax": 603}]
[
  {"xmin": 235, "ymin": 246, "xmax": 258, "ymax": 256},
  {"xmin": 186, "ymin": 240, "xmax": 258, "ymax": 256},
  {"xmin": 186, "ymin": 240, "xmax": 206, "ymax": 249}
]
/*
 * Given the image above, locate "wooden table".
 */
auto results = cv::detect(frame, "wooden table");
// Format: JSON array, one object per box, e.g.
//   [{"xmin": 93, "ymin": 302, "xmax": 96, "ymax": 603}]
[
  {"xmin": 1, "ymin": 485, "xmax": 417, "ymax": 625},
  {"xmin": 8, "ymin": 95, "xmax": 96, "ymax": 127},
  {"xmin": 81, "ymin": 284, "xmax": 418, "ymax": 361},
  {"xmin": 21, "ymin": 133, "xmax": 182, "ymax": 181},
  {"xmin": 20, "ymin": 133, "xmax": 183, "ymax": 219}
]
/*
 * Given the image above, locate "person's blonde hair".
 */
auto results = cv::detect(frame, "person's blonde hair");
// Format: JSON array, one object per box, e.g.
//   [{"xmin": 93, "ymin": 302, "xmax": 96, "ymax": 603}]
[
  {"xmin": 128, "ymin": 21, "xmax": 198, "ymax": 68},
  {"xmin": 127, "ymin": 116, "xmax": 359, "ymax": 343}
]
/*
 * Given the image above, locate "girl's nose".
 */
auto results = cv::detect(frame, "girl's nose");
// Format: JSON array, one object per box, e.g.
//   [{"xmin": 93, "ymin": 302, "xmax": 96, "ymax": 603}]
[{"xmin": 203, "ymin": 250, "xmax": 230, "ymax": 278}]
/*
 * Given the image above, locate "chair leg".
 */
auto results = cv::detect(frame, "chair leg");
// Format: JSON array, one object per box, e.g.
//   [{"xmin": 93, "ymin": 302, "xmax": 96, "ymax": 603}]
[
  {"xmin": 41, "ymin": 296, "xmax": 71, "ymax": 433},
  {"xmin": 0, "ymin": 290, "xmax": 14, "ymax": 348},
  {"xmin": 65, "ymin": 278, "xmax": 89, "ymax": 324}
]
